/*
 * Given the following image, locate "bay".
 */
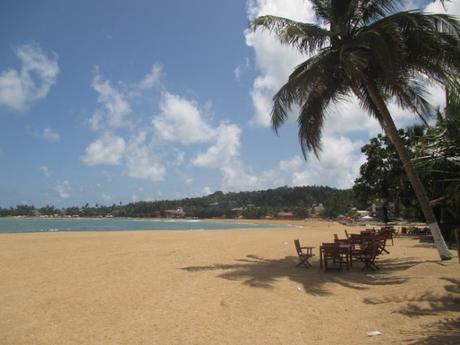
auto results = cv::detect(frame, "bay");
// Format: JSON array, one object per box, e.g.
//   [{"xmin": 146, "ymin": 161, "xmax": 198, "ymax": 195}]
[{"xmin": 0, "ymin": 218, "xmax": 272, "ymax": 233}]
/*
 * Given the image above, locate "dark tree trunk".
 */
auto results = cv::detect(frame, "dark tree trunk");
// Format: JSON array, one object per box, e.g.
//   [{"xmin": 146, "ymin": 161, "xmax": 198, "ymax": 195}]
[{"xmin": 364, "ymin": 81, "xmax": 452, "ymax": 260}]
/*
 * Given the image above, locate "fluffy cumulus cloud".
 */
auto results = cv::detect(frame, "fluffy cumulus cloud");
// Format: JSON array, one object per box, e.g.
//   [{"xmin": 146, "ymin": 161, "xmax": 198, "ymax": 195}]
[
  {"xmin": 89, "ymin": 73, "xmax": 132, "ymax": 130},
  {"xmin": 0, "ymin": 44, "xmax": 59, "ymax": 111},
  {"xmin": 125, "ymin": 132, "xmax": 166, "ymax": 182},
  {"xmin": 192, "ymin": 123, "xmax": 241, "ymax": 168},
  {"xmin": 245, "ymin": 0, "xmax": 314, "ymax": 127},
  {"xmin": 83, "ymin": 65, "xmax": 169, "ymax": 182},
  {"xmin": 81, "ymin": 132, "xmax": 126, "ymax": 166},
  {"xmin": 137, "ymin": 63, "xmax": 162, "ymax": 90},
  {"xmin": 153, "ymin": 92, "xmax": 215, "ymax": 144},
  {"xmin": 289, "ymin": 136, "xmax": 365, "ymax": 188},
  {"xmin": 201, "ymin": 135, "xmax": 364, "ymax": 192}
]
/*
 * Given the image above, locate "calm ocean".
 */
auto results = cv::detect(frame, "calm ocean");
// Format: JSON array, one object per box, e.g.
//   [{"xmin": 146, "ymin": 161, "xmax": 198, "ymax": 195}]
[{"xmin": 0, "ymin": 218, "xmax": 273, "ymax": 233}]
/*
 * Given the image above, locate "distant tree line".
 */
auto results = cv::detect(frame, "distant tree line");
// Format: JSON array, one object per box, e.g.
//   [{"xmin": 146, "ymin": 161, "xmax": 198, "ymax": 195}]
[{"xmin": 0, "ymin": 186, "xmax": 355, "ymax": 219}]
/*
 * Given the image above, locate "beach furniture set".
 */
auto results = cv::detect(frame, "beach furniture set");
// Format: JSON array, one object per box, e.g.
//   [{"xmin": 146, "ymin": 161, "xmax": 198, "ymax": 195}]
[{"xmin": 295, "ymin": 227, "xmax": 394, "ymax": 272}]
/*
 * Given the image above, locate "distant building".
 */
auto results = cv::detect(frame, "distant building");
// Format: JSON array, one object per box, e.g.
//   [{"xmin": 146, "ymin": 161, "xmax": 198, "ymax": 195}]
[
  {"xmin": 276, "ymin": 211, "xmax": 294, "ymax": 218},
  {"xmin": 230, "ymin": 207, "xmax": 244, "ymax": 218},
  {"xmin": 356, "ymin": 210, "xmax": 370, "ymax": 217},
  {"xmin": 312, "ymin": 203, "xmax": 325, "ymax": 214},
  {"xmin": 164, "ymin": 207, "xmax": 186, "ymax": 218}
]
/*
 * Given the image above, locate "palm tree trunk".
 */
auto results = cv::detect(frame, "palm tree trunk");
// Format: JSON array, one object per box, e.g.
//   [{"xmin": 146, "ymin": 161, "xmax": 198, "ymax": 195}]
[{"xmin": 364, "ymin": 80, "xmax": 452, "ymax": 260}]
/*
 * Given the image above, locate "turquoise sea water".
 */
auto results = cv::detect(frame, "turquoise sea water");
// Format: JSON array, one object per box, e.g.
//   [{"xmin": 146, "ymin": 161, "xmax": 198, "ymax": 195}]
[{"xmin": 0, "ymin": 218, "xmax": 273, "ymax": 233}]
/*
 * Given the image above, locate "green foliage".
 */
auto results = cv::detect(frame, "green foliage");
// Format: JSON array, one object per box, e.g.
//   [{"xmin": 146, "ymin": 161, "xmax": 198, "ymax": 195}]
[
  {"xmin": 321, "ymin": 190, "xmax": 355, "ymax": 218},
  {"xmin": 0, "ymin": 186, "xmax": 354, "ymax": 219},
  {"xmin": 353, "ymin": 127, "xmax": 425, "ymax": 219}
]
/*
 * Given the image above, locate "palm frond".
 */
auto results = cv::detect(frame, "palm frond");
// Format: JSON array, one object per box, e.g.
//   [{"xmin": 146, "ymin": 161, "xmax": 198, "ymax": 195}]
[
  {"xmin": 388, "ymin": 78, "xmax": 434, "ymax": 124},
  {"xmin": 297, "ymin": 81, "xmax": 345, "ymax": 158},
  {"xmin": 251, "ymin": 15, "xmax": 331, "ymax": 54},
  {"xmin": 367, "ymin": 11, "xmax": 460, "ymax": 84},
  {"xmin": 271, "ymin": 50, "xmax": 339, "ymax": 132}
]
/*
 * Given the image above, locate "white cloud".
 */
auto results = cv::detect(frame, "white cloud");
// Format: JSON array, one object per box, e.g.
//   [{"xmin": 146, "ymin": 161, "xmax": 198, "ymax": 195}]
[
  {"xmin": 81, "ymin": 132, "xmax": 126, "ymax": 166},
  {"xmin": 138, "ymin": 63, "xmax": 162, "ymax": 90},
  {"xmin": 42, "ymin": 127, "xmax": 61, "ymax": 142},
  {"xmin": 172, "ymin": 150, "xmax": 185, "ymax": 166},
  {"xmin": 279, "ymin": 136, "xmax": 365, "ymax": 188},
  {"xmin": 279, "ymin": 155, "xmax": 304, "ymax": 172},
  {"xmin": 245, "ymin": 0, "xmax": 315, "ymax": 127},
  {"xmin": 234, "ymin": 57, "xmax": 250, "ymax": 81},
  {"xmin": 125, "ymin": 132, "xmax": 166, "ymax": 181},
  {"xmin": 220, "ymin": 161, "xmax": 260, "ymax": 190},
  {"xmin": 0, "ymin": 44, "xmax": 59, "ymax": 111},
  {"xmin": 39, "ymin": 165, "xmax": 53, "ymax": 177},
  {"xmin": 192, "ymin": 123, "xmax": 241, "ymax": 168},
  {"xmin": 153, "ymin": 92, "xmax": 215, "ymax": 144},
  {"xmin": 202, "ymin": 186, "xmax": 212, "ymax": 195},
  {"xmin": 89, "ymin": 73, "xmax": 132, "ymax": 130},
  {"xmin": 425, "ymin": 0, "xmax": 460, "ymax": 16},
  {"xmin": 55, "ymin": 180, "xmax": 72, "ymax": 199}
]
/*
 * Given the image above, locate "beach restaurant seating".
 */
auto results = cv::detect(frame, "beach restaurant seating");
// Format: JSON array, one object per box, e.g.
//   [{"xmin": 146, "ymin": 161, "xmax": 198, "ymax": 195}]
[
  {"xmin": 354, "ymin": 237, "xmax": 380, "ymax": 271},
  {"xmin": 342, "ymin": 233, "xmax": 388, "ymax": 271},
  {"xmin": 320, "ymin": 242, "xmax": 350, "ymax": 271},
  {"xmin": 294, "ymin": 239, "xmax": 315, "ymax": 268}
]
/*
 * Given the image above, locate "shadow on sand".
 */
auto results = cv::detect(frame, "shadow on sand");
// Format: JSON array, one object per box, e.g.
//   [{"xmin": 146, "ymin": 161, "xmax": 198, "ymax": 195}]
[
  {"xmin": 363, "ymin": 277, "xmax": 460, "ymax": 316},
  {"xmin": 405, "ymin": 317, "xmax": 460, "ymax": 345},
  {"xmin": 363, "ymin": 278, "xmax": 460, "ymax": 344},
  {"xmin": 180, "ymin": 254, "xmax": 438, "ymax": 297}
]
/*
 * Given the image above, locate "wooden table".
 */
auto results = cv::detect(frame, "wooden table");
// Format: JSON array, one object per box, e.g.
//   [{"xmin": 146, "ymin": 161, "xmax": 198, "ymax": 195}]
[{"xmin": 319, "ymin": 243, "xmax": 351, "ymax": 271}]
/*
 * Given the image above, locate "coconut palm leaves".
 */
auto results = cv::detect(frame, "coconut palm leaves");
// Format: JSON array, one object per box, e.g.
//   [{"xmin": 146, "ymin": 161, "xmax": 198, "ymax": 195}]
[
  {"xmin": 251, "ymin": 0, "xmax": 460, "ymax": 260},
  {"xmin": 252, "ymin": 8, "xmax": 460, "ymax": 155}
]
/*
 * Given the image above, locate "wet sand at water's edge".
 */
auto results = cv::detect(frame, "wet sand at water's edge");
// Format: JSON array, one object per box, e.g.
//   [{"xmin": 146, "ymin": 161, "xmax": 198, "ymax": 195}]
[{"xmin": 1, "ymin": 220, "xmax": 459, "ymax": 345}]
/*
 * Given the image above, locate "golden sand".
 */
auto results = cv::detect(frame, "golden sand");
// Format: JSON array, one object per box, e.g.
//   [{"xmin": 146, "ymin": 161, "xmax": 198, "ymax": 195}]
[{"xmin": 0, "ymin": 220, "xmax": 458, "ymax": 345}]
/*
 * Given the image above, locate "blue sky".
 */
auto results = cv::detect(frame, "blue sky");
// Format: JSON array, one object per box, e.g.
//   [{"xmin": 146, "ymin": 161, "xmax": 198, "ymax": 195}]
[{"xmin": 0, "ymin": 0, "xmax": 455, "ymax": 207}]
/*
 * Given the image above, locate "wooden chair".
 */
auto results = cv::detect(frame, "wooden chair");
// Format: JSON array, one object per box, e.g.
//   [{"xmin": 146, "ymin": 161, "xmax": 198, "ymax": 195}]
[
  {"xmin": 348, "ymin": 235, "xmax": 364, "ymax": 268},
  {"xmin": 320, "ymin": 243, "xmax": 350, "ymax": 271},
  {"xmin": 294, "ymin": 239, "xmax": 315, "ymax": 268},
  {"xmin": 344, "ymin": 229, "xmax": 350, "ymax": 239},
  {"xmin": 375, "ymin": 235, "xmax": 389, "ymax": 255},
  {"xmin": 334, "ymin": 233, "xmax": 349, "ymax": 245},
  {"xmin": 356, "ymin": 238, "xmax": 379, "ymax": 271},
  {"xmin": 379, "ymin": 227, "xmax": 394, "ymax": 246}
]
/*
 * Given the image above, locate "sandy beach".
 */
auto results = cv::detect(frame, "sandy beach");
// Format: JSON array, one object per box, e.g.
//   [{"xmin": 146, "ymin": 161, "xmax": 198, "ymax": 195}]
[{"xmin": 0, "ymin": 220, "xmax": 458, "ymax": 345}]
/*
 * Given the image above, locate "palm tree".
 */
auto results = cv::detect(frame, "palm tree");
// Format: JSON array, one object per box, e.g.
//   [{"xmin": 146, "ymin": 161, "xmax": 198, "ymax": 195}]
[{"xmin": 252, "ymin": 0, "xmax": 460, "ymax": 260}]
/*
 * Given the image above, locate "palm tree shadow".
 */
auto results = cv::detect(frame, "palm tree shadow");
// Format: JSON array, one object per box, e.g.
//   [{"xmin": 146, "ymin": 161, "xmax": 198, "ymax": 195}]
[
  {"xmin": 404, "ymin": 317, "xmax": 460, "ymax": 345},
  {"xmin": 180, "ymin": 254, "xmax": 423, "ymax": 296},
  {"xmin": 363, "ymin": 278, "xmax": 460, "ymax": 316},
  {"xmin": 364, "ymin": 278, "xmax": 460, "ymax": 344}
]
